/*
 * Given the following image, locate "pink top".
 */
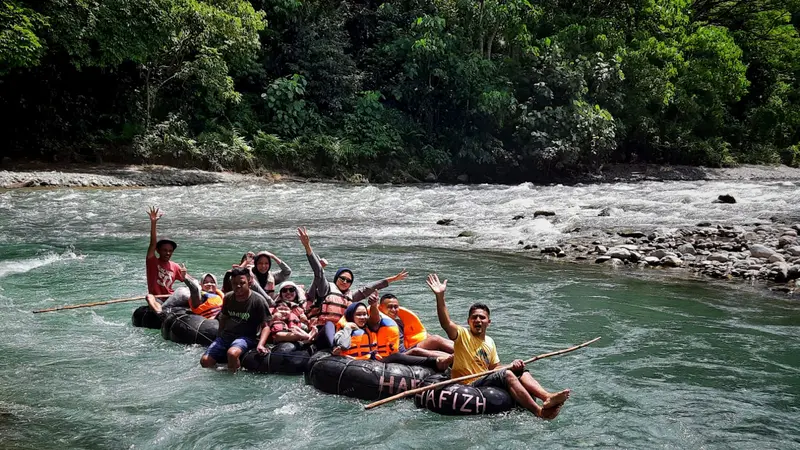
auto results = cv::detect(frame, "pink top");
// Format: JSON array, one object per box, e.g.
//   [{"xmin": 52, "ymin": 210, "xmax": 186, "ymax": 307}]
[{"xmin": 146, "ymin": 256, "xmax": 185, "ymax": 295}]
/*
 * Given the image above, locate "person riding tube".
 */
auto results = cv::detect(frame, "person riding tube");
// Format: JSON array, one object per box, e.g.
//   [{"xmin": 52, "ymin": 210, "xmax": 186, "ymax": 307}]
[{"xmin": 378, "ymin": 293, "xmax": 454, "ymax": 358}]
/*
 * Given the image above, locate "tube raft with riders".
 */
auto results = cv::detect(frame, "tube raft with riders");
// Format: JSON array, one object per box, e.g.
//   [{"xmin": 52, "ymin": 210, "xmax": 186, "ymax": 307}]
[{"xmin": 128, "ymin": 208, "xmax": 586, "ymax": 418}]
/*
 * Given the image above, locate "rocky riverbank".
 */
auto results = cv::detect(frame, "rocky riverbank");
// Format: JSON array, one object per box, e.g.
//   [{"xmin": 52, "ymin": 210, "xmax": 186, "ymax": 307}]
[
  {"xmin": 514, "ymin": 220, "xmax": 800, "ymax": 296},
  {"xmin": 0, "ymin": 164, "xmax": 271, "ymax": 189}
]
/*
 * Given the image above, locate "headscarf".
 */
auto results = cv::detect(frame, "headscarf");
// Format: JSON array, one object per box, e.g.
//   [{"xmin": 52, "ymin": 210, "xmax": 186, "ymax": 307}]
[
  {"xmin": 344, "ymin": 302, "xmax": 367, "ymax": 323},
  {"xmin": 252, "ymin": 251, "xmax": 273, "ymax": 289},
  {"xmin": 334, "ymin": 267, "xmax": 354, "ymax": 285},
  {"xmin": 274, "ymin": 280, "xmax": 306, "ymax": 304}
]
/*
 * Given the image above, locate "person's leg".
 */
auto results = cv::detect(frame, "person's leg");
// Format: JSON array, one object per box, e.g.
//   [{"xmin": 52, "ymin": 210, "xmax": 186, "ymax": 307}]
[
  {"xmin": 502, "ymin": 370, "xmax": 544, "ymax": 417},
  {"xmin": 161, "ymin": 287, "xmax": 190, "ymax": 309},
  {"xmin": 145, "ymin": 294, "xmax": 162, "ymax": 314},
  {"xmin": 227, "ymin": 337, "xmax": 256, "ymax": 372},
  {"xmin": 405, "ymin": 347, "xmax": 450, "ymax": 358},
  {"xmin": 416, "ymin": 334, "xmax": 454, "ymax": 354},
  {"xmin": 386, "ymin": 352, "xmax": 453, "ymax": 371},
  {"xmin": 518, "ymin": 372, "xmax": 570, "ymax": 407},
  {"xmin": 315, "ymin": 321, "xmax": 336, "ymax": 349},
  {"xmin": 201, "ymin": 337, "xmax": 229, "ymax": 368}
]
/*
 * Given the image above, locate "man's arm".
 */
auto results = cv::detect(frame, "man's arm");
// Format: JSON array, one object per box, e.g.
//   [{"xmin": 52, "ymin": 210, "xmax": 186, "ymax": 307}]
[
  {"xmin": 257, "ymin": 325, "xmax": 271, "ymax": 354},
  {"xmin": 146, "ymin": 206, "xmax": 162, "ymax": 259},
  {"xmin": 427, "ymin": 273, "xmax": 459, "ymax": 340}
]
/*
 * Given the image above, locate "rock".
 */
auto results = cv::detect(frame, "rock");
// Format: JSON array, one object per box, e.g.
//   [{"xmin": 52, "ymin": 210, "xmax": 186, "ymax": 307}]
[
  {"xmin": 456, "ymin": 174, "xmax": 469, "ymax": 183},
  {"xmin": 707, "ymin": 253, "xmax": 730, "ymax": 263},
  {"xmin": 788, "ymin": 265, "xmax": 800, "ymax": 280},
  {"xmin": 786, "ymin": 246, "xmax": 800, "ymax": 256},
  {"xmin": 541, "ymin": 246, "xmax": 562, "ymax": 254},
  {"xmin": 575, "ymin": 256, "xmax": 588, "ymax": 261},
  {"xmin": 677, "ymin": 243, "xmax": 696, "ymax": 255},
  {"xmin": 618, "ymin": 230, "xmax": 646, "ymax": 238},
  {"xmin": 595, "ymin": 256, "xmax": 611, "ymax": 263},
  {"xmin": 714, "ymin": 194, "xmax": 736, "ymax": 204},
  {"xmin": 650, "ymin": 249, "xmax": 675, "ymax": 259},
  {"xmin": 512, "ymin": 215, "xmax": 525, "ymax": 221},
  {"xmin": 607, "ymin": 247, "xmax": 631, "ymax": 260},
  {"xmin": 771, "ymin": 262, "xmax": 790, "ymax": 282},
  {"xmin": 533, "ymin": 211, "xmax": 556, "ymax": 218},
  {"xmin": 793, "ymin": 224, "xmax": 800, "ymax": 232},
  {"xmin": 594, "ymin": 245, "xmax": 608, "ymax": 254},
  {"xmin": 437, "ymin": 219, "xmax": 454, "ymax": 226},
  {"xmin": 425, "ymin": 173, "xmax": 437, "ymax": 182},
  {"xmin": 782, "ymin": 229, "xmax": 798, "ymax": 237},
  {"xmin": 748, "ymin": 244, "xmax": 777, "ymax": 259},
  {"xmin": 660, "ymin": 255, "xmax": 683, "ymax": 267},
  {"xmin": 778, "ymin": 235, "xmax": 797, "ymax": 248},
  {"xmin": 457, "ymin": 231, "xmax": 476, "ymax": 238},
  {"xmin": 696, "ymin": 222, "xmax": 712, "ymax": 227},
  {"xmin": 610, "ymin": 258, "xmax": 625, "ymax": 268},
  {"xmin": 768, "ymin": 254, "xmax": 786, "ymax": 263},
  {"xmin": 518, "ymin": 240, "xmax": 524, "ymax": 245},
  {"xmin": 644, "ymin": 256, "xmax": 660, "ymax": 266},
  {"xmin": 523, "ymin": 245, "xmax": 535, "ymax": 250},
  {"xmin": 568, "ymin": 227, "xmax": 581, "ymax": 233},
  {"xmin": 597, "ymin": 206, "xmax": 622, "ymax": 217}
]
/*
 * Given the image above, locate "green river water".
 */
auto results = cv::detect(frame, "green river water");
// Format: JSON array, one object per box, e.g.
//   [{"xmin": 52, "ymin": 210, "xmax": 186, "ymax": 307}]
[{"xmin": 0, "ymin": 184, "xmax": 798, "ymax": 449}]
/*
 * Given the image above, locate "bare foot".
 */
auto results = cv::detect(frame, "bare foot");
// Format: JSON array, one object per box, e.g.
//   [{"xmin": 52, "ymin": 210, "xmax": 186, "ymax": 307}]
[
  {"xmin": 542, "ymin": 389, "xmax": 571, "ymax": 409},
  {"xmin": 539, "ymin": 403, "xmax": 563, "ymax": 420},
  {"xmin": 435, "ymin": 354, "xmax": 454, "ymax": 371}
]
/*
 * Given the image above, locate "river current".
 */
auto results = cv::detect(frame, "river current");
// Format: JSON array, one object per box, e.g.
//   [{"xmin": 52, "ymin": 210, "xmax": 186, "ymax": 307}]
[{"xmin": 0, "ymin": 180, "xmax": 798, "ymax": 449}]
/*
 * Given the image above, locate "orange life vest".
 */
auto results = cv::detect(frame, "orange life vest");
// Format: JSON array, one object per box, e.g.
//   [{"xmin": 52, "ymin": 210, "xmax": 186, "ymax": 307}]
[
  {"xmin": 342, "ymin": 318, "xmax": 400, "ymax": 360},
  {"xmin": 373, "ymin": 317, "xmax": 401, "ymax": 359},
  {"xmin": 191, "ymin": 289, "xmax": 223, "ymax": 319},
  {"xmin": 396, "ymin": 307, "xmax": 428, "ymax": 349},
  {"xmin": 342, "ymin": 328, "xmax": 376, "ymax": 359}
]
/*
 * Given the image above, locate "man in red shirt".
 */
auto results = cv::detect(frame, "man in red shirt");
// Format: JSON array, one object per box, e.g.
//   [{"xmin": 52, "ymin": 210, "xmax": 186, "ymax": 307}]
[{"xmin": 146, "ymin": 206, "xmax": 184, "ymax": 296}]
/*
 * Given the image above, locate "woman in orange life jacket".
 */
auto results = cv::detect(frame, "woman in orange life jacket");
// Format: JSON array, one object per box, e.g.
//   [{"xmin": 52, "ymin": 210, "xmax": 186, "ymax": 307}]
[
  {"xmin": 297, "ymin": 226, "xmax": 408, "ymax": 350},
  {"xmin": 378, "ymin": 293, "xmax": 454, "ymax": 358},
  {"xmin": 145, "ymin": 272, "xmax": 223, "ymax": 319}
]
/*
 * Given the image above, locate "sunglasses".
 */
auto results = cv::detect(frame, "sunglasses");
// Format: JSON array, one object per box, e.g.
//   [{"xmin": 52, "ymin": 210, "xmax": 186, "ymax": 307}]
[
  {"xmin": 280, "ymin": 287, "xmax": 296, "ymax": 294},
  {"xmin": 337, "ymin": 275, "xmax": 353, "ymax": 284}
]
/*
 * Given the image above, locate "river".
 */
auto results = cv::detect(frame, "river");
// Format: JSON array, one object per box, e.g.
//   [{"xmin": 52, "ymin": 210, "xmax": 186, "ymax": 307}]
[{"xmin": 0, "ymin": 181, "xmax": 798, "ymax": 449}]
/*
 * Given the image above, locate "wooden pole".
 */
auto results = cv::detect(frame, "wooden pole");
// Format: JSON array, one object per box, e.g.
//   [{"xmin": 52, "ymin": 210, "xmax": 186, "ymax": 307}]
[
  {"xmin": 32, "ymin": 294, "xmax": 170, "ymax": 314},
  {"xmin": 364, "ymin": 336, "xmax": 601, "ymax": 410}
]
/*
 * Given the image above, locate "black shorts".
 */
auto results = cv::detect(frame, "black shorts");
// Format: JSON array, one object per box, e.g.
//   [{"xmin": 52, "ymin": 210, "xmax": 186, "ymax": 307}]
[{"xmin": 470, "ymin": 369, "xmax": 528, "ymax": 389}]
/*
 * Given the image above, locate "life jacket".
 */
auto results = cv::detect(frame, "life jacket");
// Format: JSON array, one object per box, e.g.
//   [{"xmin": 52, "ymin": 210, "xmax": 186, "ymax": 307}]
[
  {"xmin": 341, "ymin": 328, "xmax": 376, "ymax": 359},
  {"xmin": 268, "ymin": 310, "xmax": 302, "ymax": 335},
  {"xmin": 315, "ymin": 283, "xmax": 351, "ymax": 325},
  {"xmin": 191, "ymin": 289, "xmax": 223, "ymax": 319},
  {"xmin": 373, "ymin": 317, "xmax": 401, "ymax": 359},
  {"xmin": 396, "ymin": 307, "xmax": 428, "ymax": 349}
]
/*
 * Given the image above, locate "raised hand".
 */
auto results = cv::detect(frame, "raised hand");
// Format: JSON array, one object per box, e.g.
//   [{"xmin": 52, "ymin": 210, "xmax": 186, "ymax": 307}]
[
  {"xmin": 297, "ymin": 227, "xmax": 310, "ymax": 247},
  {"xmin": 147, "ymin": 206, "xmax": 163, "ymax": 222},
  {"xmin": 426, "ymin": 273, "xmax": 447, "ymax": 296},
  {"xmin": 367, "ymin": 291, "xmax": 380, "ymax": 305},
  {"xmin": 178, "ymin": 263, "xmax": 188, "ymax": 279},
  {"xmin": 387, "ymin": 269, "xmax": 409, "ymax": 284}
]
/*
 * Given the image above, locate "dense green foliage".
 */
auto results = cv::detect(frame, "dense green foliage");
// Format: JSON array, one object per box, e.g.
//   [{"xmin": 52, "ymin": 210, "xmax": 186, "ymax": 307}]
[{"xmin": 2, "ymin": 0, "xmax": 799, "ymax": 181}]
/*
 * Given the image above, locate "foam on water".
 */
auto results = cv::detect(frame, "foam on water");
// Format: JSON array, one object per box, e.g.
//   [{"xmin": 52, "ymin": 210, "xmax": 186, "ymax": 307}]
[{"xmin": 0, "ymin": 250, "xmax": 85, "ymax": 279}]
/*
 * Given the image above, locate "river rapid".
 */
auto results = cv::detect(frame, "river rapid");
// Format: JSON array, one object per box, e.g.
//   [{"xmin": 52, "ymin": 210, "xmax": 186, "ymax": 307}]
[{"xmin": 1, "ymin": 180, "xmax": 798, "ymax": 449}]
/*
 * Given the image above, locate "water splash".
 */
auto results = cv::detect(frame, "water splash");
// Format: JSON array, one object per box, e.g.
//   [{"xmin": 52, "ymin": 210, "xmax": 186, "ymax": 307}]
[{"xmin": 0, "ymin": 249, "xmax": 85, "ymax": 279}]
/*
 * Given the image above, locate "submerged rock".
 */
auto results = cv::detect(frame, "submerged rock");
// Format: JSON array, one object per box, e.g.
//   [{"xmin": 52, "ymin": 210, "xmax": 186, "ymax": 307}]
[
  {"xmin": 715, "ymin": 194, "xmax": 736, "ymax": 204},
  {"xmin": 533, "ymin": 210, "xmax": 556, "ymax": 218},
  {"xmin": 437, "ymin": 219, "xmax": 454, "ymax": 226},
  {"xmin": 457, "ymin": 231, "xmax": 476, "ymax": 238}
]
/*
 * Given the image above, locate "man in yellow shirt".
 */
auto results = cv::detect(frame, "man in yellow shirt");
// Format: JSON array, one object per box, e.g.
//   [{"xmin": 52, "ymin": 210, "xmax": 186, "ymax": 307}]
[{"xmin": 427, "ymin": 273, "xmax": 570, "ymax": 420}]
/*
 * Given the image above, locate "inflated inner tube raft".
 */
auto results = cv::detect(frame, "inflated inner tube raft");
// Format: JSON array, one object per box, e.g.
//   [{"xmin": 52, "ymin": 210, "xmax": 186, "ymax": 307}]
[
  {"xmin": 131, "ymin": 305, "xmax": 162, "ymax": 329},
  {"xmin": 306, "ymin": 353, "xmax": 437, "ymax": 401},
  {"xmin": 413, "ymin": 374, "xmax": 515, "ymax": 415},
  {"xmin": 159, "ymin": 309, "xmax": 218, "ymax": 346},
  {"xmin": 241, "ymin": 342, "xmax": 313, "ymax": 374}
]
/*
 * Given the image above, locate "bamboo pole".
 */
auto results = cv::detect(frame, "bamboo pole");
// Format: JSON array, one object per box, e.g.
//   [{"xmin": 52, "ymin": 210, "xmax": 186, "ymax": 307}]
[
  {"xmin": 364, "ymin": 336, "xmax": 601, "ymax": 410},
  {"xmin": 32, "ymin": 294, "xmax": 170, "ymax": 314}
]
